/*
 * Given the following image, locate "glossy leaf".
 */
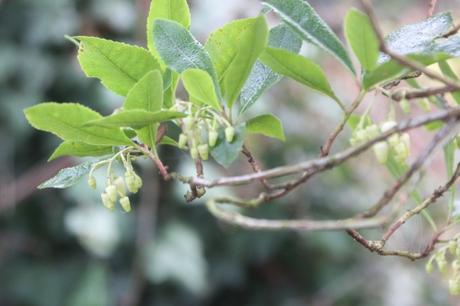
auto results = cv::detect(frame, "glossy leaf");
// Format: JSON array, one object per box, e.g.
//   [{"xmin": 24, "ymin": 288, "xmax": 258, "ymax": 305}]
[
  {"xmin": 363, "ymin": 53, "xmax": 450, "ymax": 89},
  {"xmin": 24, "ymin": 103, "xmax": 131, "ymax": 146},
  {"xmin": 240, "ymin": 24, "xmax": 302, "ymax": 113},
  {"xmin": 380, "ymin": 12, "xmax": 453, "ymax": 62},
  {"xmin": 76, "ymin": 36, "xmax": 160, "ymax": 96},
  {"xmin": 182, "ymin": 69, "xmax": 221, "ymax": 110},
  {"xmin": 205, "ymin": 16, "xmax": 269, "ymax": 107},
  {"xmin": 260, "ymin": 47, "xmax": 336, "ymax": 100},
  {"xmin": 344, "ymin": 8, "xmax": 379, "ymax": 71},
  {"xmin": 85, "ymin": 110, "xmax": 186, "ymax": 129},
  {"xmin": 263, "ymin": 0, "xmax": 355, "ymax": 73},
  {"xmin": 125, "ymin": 70, "xmax": 164, "ymax": 147},
  {"xmin": 38, "ymin": 161, "xmax": 93, "ymax": 189},
  {"xmin": 246, "ymin": 114, "xmax": 285, "ymax": 141},
  {"xmin": 210, "ymin": 124, "xmax": 245, "ymax": 168},
  {"xmin": 159, "ymin": 136, "xmax": 179, "ymax": 147},
  {"xmin": 147, "ymin": 0, "xmax": 191, "ymax": 66},
  {"xmin": 153, "ymin": 19, "xmax": 218, "ymax": 87},
  {"xmin": 48, "ymin": 141, "xmax": 113, "ymax": 161}
]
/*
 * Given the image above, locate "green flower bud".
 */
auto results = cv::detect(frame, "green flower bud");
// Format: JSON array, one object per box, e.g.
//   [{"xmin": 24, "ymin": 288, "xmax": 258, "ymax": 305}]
[
  {"xmin": 456, "ymin": 245, "xmax": 460, "ymax": 258},
  {"xmin": 453, "ymin": 260, "xmax": 460, "ymax": 272},
  {"xmin": 125, "ymin": 171, "xmax": 138, "ymax": 193},
  {"xmin": 178, "ymin": 133, "xmax": 188, "ymax": 149},
  {"xmin": 365, "ymin": 124, "xmax": 380, "ymax": 139},
  {"xmin": 436, "ymin": 251, "xmax": 448, "ymax": 274},
  {"xmin": 101, "ymin": 192, "xmax": 114, "ymax": 210},
  {"xmin": 198, "ymin": 144, "xmax": 209, "ymax": 160},
  {"xmin": 208, "ymin": 130, "xmax": 218, "ymax": 147},
  {"xmin": 225, "ymin": 126, "xmax": 235, "ymax": 142},
  {"xmin": 388, "ymin": 134, "xmax": 400, "ymax": 148},
  {"xmin": 373, "ymin": 142, "xmax": 389, "ymax": 164},
  {"xmin": 87, "ymin": 176, "xmax": 97, "ymax": 189},
  {"xmin": 114, "ymin": 177, "xmax": 126, "ymax": 197},
  {"xmin": 354, "ymin": 129, "xmax": 367, "ymax": 143},
  {"xmin": 190, "ymin": 146, "xmax": 199, "ymax": 160},
  {"xmin": 183, "ymin": 117, "xmax": 194, "ymax": 130},
  {"xmin": 418, "ymin": 98, "xmax": 431, "ymax": 112},
  {"xmin": 119, "ymin": 196, "xmax": 131, "ymax": 213},
  {"xmin": 449, "ymin": 278, "xmax": 460, "ymax": 295},
  {"xmin": 381, "ymin": 121, "xmax": 397, "ymax": 133},
  {"xmin": 400, "ymin": 98, "xmax": 410, "ymax": 114},
  {"xmin": 394, "ymin": 142, "xmax": 409, "ymax": 160},
  {"xmin": 425, "ymin": 259, "xmax": 434, "ymax": 274},
  {"xmin": 133, "ymin": 173, "xmax": 142, "ymax": 189},
  {"xmin": 106, "ymin": 185, "xmax": 118, "ymax": 202},
  {"xmin": 349, "ymin": 136, "xmax": 359, "ymax": 147},
  {"xmin": 401, "ymin": 133, "xmax": 410, "ymax": 150}
]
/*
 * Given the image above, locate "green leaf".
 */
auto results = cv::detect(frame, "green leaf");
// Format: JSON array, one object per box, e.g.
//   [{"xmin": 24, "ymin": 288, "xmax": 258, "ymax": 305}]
[
  {"xmin": 48, "ymin": 141, "xmax": 113, "ymax": 161},
  {"xmin": 125, "ymin": 70, "xmax": 163, "ymax": 147},
  {"xmin": 363, "ymin": 53, "xmax": 450, "ymax": 90},
  {"xmin": 24, "ymin": 103, "xmax": 131, "ymax": 146},
  {"xmin": 259, "ymin": 47, "xmax": 336, "ymax": 100},
  {"xmin": 444, "ymin": 140, "xmax": 456, "ymax": 217},
  {"xmin": 240, "ymin": 24, "xmax": 302, "ymax": 113},
  {"xmin": 38, "ymin": 161, "xmax": 93, "ymax": 189},
  {"xmin": 76, "ymin": 36, "xmax": 160, "ymax": 96},
  {"xmin": 246, "ymin": 114, "xmax": 285, "ymax": 141},
  {"xmin": 438, "ymin": 60, "xmax": 460, "ymax": 104},
  {"xmin": 182, "ymin": 69, "xmax": 221, "ymax": 110},
  {"xmin": 159, "ymin": 136, "xmax": 179, "ymax": 147},
  {"xmin": 210, "ymin": 124, "xmax": 245, "ymax": 168},
  {"xmin": 147, "ymin": 0, "xmax": 191, "ymax": 66},
  {"xmin": 153, "ymin": 19, "xmax": 218, "ymax": 89},
  {"xmin": 205, "ymin": 16, "xmax": 269, "ymax": 107},
  {"xmin": 263, "ymin": 0, "xmax": 355, "ymax": 74},
  {"xmin": 164, "ymin": 72, "xmax": 180, "ymax": 108},
  {"xmin": 85, "ymin": 110, "xmax": 186, "ymax": 129},
  {"xmin": 381, "ymin": 12, "xmax": 453, "ymax": 62},
  {"xmin": 344, "ymin": 8, "xmax": 379, "ymax": 71}
]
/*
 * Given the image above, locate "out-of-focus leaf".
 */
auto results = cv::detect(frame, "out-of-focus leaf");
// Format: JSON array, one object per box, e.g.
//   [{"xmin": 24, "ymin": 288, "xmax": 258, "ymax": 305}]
[
  {"xmin": 380, "ymin": 12, "xmax": 453, "ymax": 62},
  {"xmin": 263, "ymin": 0, "xmax": 355, "ymax": 73},
  {"xmin": 68, "ymin": 263, "xmax": 109, "ymax": 306},
  {"xmin": 438, "ymin": 60, "xmax": 460, "ymax": 104},
  {"xmin": 260, "ymin": 47, "xmax": 336, "ymax": 100},
  {"xmin": 85, "ymin": 110, "xmax": 186, "ymax": 129},
  {"xmin": 76, "ymin": 36, "xmax": 160, "ymax": 96},
  {"xmin": 48, "ymin": 141, "xmax": 113, "ymax": 161},
  {"xmin": 182, "ymin": 68, "xmax": 221, "ymax": 110},
  {"xmin": 363, "ymin": 53, "xmax": 450, "ymax": 90},
  {"xmin": 38, "ymin": 161, "xmax": 93, "ymax": 189},
  {"xmin": 205, "ymin": 16, "xmax": 268, "ymax": 107},
  {"xmin": 240, "ymin": 24, "xmax": 302, "ymax": 113},
  {"xmin": 211, "ymin": 124, "xmax": 245, "ymax": 168},
  {"xmin": 344, "ymin": 8, "xmax": 379, "ymax": 71},
  {"xmin": 24, "ymin": 103, "xmax": 132, "ymax": 146},
  {"xmin": 159, "ymin": 136, "xmax": 179, "ymax": 147},
  {"xmin": 246, "ymin": 114, "xmax": 285, "ymax": 141},
  {"xmin": 124, "ymin": 70, "xmax": 163, "ymax": 147}
]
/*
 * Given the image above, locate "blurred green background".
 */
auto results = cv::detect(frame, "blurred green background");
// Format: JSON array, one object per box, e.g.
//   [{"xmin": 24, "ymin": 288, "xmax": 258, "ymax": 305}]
[{"xmin": 1, "ymin": 0, "xmax": 460, "ymax": 305}]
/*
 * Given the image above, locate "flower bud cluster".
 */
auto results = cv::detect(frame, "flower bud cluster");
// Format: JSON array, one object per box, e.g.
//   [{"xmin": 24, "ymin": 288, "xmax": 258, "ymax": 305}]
[
  {"xmin": 350, "ymin": 120, "xmax": 410, "ymax": 165},
  {"xmin": 88, "ymin": 156, "xmax": 142, "ymax": 213},
  {"xmin": 426, "ymin": 238, "xmax": 460, "ymax": 295},
  {"xmin": 178, "ymin": 109, "xmax": 235, "ymax": 161}
]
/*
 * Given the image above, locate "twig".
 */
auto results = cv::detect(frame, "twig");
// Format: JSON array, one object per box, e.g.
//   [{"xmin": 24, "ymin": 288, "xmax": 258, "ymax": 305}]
[
  {"xmin": 241, "ymin": 145, "xmax": 273, "ymax": 190},
  {"xmin": 207, "ymin": 197, "xmax": 387, "ymax": 231},
  {"xmin": 428, "ymin": 0, "xmax": 438, "ymax": 17},
  {"xmin": 178, "ymin": 107, "xmax": 460, "ymax": 187},
  {"xmin": 382, "ymin": 162, "xmax": 460, "ymax": 241},
  {"xmin": 391, "ymin": 85, "xmax": 456, "ymax": 101}
]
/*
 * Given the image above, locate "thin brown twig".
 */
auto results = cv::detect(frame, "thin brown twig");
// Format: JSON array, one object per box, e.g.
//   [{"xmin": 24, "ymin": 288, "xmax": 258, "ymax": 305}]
[
  {"xmin": 382, "ymin": 162, "xmax": 460, "ymax": 241},
  {"xmin": 428, "ymin": 0, "xmax": 438, "ymax": 17},
  {"xmin": 241, "ymin": 145, "xmax": 274, "ymax": 190},
  {"xmin": 391, "ymin": 85, "xmax": 455, "ymax": 101}
]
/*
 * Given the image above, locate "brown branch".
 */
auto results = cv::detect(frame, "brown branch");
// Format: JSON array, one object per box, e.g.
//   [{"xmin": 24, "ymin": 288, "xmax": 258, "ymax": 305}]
[
  {"xmin": 360, "ymin": 120, "xmax": 457, "ymax": 218},
  {"xmin": 241, "ymin": 145, "xmax": 274, "ymax": 190},
  {"xmin": 179, "ymin": 107, "xmax": 460, "ymax": 188},
  {"xmin": 391, "ymin": 85, "xmax": 455, "ymax": 101},
  {"xmin": 428, "ymin": 0, "xmax": 438, "ymax": 17},
  {"xmin": 382, "ymin": 162, "xmax": 460, "ymax": 241}
]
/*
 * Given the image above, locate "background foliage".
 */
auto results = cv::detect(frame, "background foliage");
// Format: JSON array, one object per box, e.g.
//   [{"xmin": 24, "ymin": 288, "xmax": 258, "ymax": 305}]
[{"xmin": 1, "ymin": 0, "xmax": 460, "ymax": 305}]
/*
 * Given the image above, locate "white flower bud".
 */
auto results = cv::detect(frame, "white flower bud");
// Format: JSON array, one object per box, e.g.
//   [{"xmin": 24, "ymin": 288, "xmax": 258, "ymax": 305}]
[
  {"xmin": 190, "ymin": 146, "xmax": 199, "ymax": 160},
  {"xmin": 450, "ymin": 240, "xmax": 458, "ymax": 255},
  {"xmin": 381, "ymin": 121, "xmax": 397, "ymax": 133},
  {"xmin": 400, "ymin": 98, "xmax": 410, "ymax": 114},
  {"xmin": 87, "ymin": 176, "xmax": 97, "ymax": 189},
  {"xmin": 225, "ymin": 126, "xmax": 235, "ymax": 142},
  {"xmin": 395, "ymin": 142, "xmax": 409, "ymax": 160},
  {"xmin": 114, "ymin": 177, "xmax": 126, "ymax": 197},
  {"xmin": 365, "ymin": 124, "xmax": 380, "ymax": 139},
  {"xmin": 354, "ymin": 129, "xmax": 367, "ymax": 143},
  {"xmin": 125, "ymin": 171, "xmax": 138, "ymax": 193},
  {"xmin": 388, "ymin": 134, "xmax": 400, "ymax": 147},
  {"xmin": 101, "ymin": 192, "xmax": 114, "ymax": 210},
  {"xmin": 373, "ymin": 142, "xmax": 389, "ymax": 164},
  {"xmin": 105, "ymin": 185, "xmax": 118, "ymax": 202},
  {"xmin": 119, "ymin": 196, "xmax": 131, "ymax": 212},
  {"xmin": 208, "ymin": 130, "xmax": 218, "ymax": 147},
  {"xmin": 183, "ymin": 117, "xmax": 194, "ymax": 130},
  {"xmin": 449, "ymin": 278, "xmax": 460, "ymax": 295},
  {"xmin": 425, "ymin": 259, "xmax": 434, "ymax": 274},
  {"xmin": 198, "ymin": 144, "xmax": 209, "ymax": 160}
]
